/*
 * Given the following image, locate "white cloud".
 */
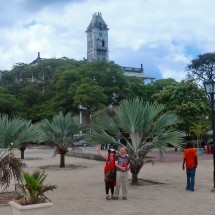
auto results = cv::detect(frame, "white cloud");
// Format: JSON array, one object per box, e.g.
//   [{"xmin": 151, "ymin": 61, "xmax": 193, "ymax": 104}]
[{"xmin": 0, "ymin": 0, "xmax": 214, "ymax": 81}]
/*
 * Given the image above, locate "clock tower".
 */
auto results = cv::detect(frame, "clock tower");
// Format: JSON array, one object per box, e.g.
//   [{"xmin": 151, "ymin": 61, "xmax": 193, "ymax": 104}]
[{"xmin": 86, "ymin": 12, "xmax": 109, "ymax": 62}]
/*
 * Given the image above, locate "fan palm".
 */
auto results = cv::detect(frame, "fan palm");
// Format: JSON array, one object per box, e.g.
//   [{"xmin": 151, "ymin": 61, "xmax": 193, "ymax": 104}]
[
  {"xmin": 15, "ymin": 170, "xmax": 56, "ymax": 205},
  {"xmin": 0, "ymin": 114, "xmax": 43, "ymax": 150},
  {"xmin": 0, "ymin": 114, "xmax": 43, "ymax": 188},
  {"xmin": 90, "ymin": 98, "xmax": 183, "ymax": 185},
  {"xmin": 190, "ymin": 122, "xmax": 209, "ymax": 148},
  {"xmin": 40, "ymin": 112, "xmax": 82, "ymax": 168}
]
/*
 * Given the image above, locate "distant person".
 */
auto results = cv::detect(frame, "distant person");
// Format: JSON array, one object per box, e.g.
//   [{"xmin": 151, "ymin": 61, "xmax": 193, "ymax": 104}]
[
  {"xmin": 182, "ymin": 142, "xmax": 198, "ymax": 192},
  {"xmin": 113, "ymin": 147, "xmax": 130, "ymax": 200},
  {"xmin": 100, "ymin": 142, "xmax": 106, "ymax": 150},
  {"xmin": 96, "ymin": 145, "xmax": 116, "ymax": 200},
  {"xmin": 112, "ymin": 142, "xmax": 120, "ymax": 152}
]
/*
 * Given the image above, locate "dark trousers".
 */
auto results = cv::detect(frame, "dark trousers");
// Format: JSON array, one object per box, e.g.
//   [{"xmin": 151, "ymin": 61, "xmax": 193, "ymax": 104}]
[
  {"xmin": 186, "ymin": 168, "xmax": 196, "ymax": 191},
  {"xmin": 105, "ymin": 181, "xmax": 114, "ymax": 195}
]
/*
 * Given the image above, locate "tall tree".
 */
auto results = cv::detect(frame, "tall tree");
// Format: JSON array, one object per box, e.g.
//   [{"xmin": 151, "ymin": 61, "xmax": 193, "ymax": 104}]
[
  {"xmin": 73, "ymin": 80, "xmax": 107, "ymax": 112},
  {"xmin": 144, "ymin": 78, "xmax": 177, "ymax": 102},
  {"xmin": 153, "ymin": 81, "xmax": 210, "ymax": 135},
  {"xmin": 89, "ymin": 98, "xmax": 182, "ymax": 185},
  {"xmin": 51, "ymin": 61, "xmax": 128, "ymax": 113},
  {"xmin": 187, "ymin": 52, "xmax": 215, "ymax": 82},
  {"xmin": 0, "ymin": 86, "xmax": 24, "ymax": 116},
  {"xmin": 124, "ymin": 76, "xmax": 147, "ymax": 100}
]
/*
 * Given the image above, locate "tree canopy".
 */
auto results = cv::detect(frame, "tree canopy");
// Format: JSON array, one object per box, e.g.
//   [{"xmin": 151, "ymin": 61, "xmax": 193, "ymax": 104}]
[
  {"xmin": 0, "ymin": 57, "xmax": 180, "ymax": 121},
  {"xmin": 153, "ymin": 81, "xmax": 210, "ymax": 135},
  {"xmin": 187, "ymin": 52, "xmax": 215, "ymax": 82}
]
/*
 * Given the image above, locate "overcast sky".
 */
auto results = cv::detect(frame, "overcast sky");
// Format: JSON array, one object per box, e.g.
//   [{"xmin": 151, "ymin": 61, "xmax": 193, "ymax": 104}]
[{"xmin": 0, "ymin": 0, "xmax": 214, "ymax": 81}]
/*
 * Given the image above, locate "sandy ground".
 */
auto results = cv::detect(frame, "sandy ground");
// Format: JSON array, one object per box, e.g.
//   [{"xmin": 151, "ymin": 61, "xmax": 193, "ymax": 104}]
[{"xmin": 1, "ymin": 148, "xmax": 215, "ymax": 215}]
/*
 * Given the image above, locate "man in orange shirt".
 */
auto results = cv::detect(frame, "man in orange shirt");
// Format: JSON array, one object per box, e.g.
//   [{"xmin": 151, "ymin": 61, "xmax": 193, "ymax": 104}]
[{"xmin": 182, "ymin": 142, "xmax": 198, "ymax": 192}]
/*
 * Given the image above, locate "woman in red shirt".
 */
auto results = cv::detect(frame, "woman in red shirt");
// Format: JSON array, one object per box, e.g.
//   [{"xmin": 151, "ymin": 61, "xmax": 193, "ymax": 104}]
[{"xmin": 96, "ymin": 145, "xmax": 116, "ymax": 200}]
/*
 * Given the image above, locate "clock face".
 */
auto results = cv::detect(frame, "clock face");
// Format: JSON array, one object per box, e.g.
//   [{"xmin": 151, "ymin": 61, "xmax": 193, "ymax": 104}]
[{"xmin": 98, "ymin": 31, "xmax": 103, "ymax": 37}]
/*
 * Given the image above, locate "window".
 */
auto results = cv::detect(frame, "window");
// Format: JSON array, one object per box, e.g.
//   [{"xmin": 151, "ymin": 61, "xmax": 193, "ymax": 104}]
[{"xmin": 102, "ymin": 40, "xmax": 105, "ymax": 47}]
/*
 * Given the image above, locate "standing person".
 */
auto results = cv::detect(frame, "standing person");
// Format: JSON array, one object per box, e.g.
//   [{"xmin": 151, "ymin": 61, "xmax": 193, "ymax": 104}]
[
  {"xmin": 96, "ymin": 145, "xmax": 116, "ymax": 200},
  {"xmin": 182, "ymin": 142, "xmax": 198, "ymax": 192},
  {"xmin": 113, "ymin": 147, "xmax": 130, "ymax": 200}
]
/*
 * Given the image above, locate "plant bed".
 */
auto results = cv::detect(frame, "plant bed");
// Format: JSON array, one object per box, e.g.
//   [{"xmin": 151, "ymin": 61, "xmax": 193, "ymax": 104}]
[
  {"xmin": 9, "ymin": 170, "xmax": 56, "ymax": 215},
  {"xmin": 129, "ymin": 179, "xmax": 164, "ymax": 186},
  {"xmin": 9, "ymin": 201, "xmax": 53, "ymax": 215},
  {"xmin": 40, "ymin": 164, "xmax": 87, "ymax": 171},
  {"xmin": 24, "ymin": 157, "xmax": 42, "ymax": 160}
]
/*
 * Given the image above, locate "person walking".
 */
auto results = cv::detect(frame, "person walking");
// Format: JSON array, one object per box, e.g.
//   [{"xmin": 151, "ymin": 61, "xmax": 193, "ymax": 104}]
[
  {"xmin": 182, "ymin": 142, "xmax": 198, "ymax": 192},
  {"xmin": 96, "ymin": 145, "xmax": 116, "ymax": 200},
  {"xmin": 113, "ymin": 147, "xmax": 130, "ymax": 200}
]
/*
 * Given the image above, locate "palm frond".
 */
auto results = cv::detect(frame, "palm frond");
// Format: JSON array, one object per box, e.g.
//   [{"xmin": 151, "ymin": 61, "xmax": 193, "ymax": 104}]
[
  {"xmin": 15, "ymin": 170, "xmax": 56, "ymax": 204},
  {"xmin": 0, "ymin": 152, "xmax": 25, "ymax": 188},
  {"xmin": 0, "ymin": 114, "xmax": 43, "ymax": 149}
]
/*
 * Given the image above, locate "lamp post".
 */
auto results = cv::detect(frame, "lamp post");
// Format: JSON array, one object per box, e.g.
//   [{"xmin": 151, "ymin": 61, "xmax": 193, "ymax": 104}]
[{"xmin": 203, "ymin": 79, "xmax": 215, "ymax": 192}]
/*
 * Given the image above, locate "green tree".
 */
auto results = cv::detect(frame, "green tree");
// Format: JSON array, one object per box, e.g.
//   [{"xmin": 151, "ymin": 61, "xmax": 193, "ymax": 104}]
[
  {"xmin": 144, "ymin": 78, "xmax": 177, "ymax": 102},
  {"xmin": 15, "ymin": 83, "xmax": 52, "ymax": 122},
  {"xmin": 0, "ymin": 86, "xmax": 23, "ymax": 116},
  {"xmin": 40, "ymin": 112, "xmax": 82, "ymax": 168},
  {"xmin": 89, "ymin": 98, "xmax": 182, "ymax": 185},
  {"xmin": 73, "ymin": 79, "xmax": 107, "ymax": 112},
  {"xmin": 1, "ymin": 58, "xmax": 80, "ymax": 86},
  {"xmin": 187, "ymin": 52, "xmax": 215, "ymax": 82},
  {"xmin": 153, "ymin": 81, "xmax": 210, "ymax": 135},
  {"xmin": 18, "ymin": 83, "xmax": 43, "ymax": 107},
  {"xmin": 51, "ymin": 61, "xmax": 128, "ymax": 113},
  {"xmin": 124, "ymin": 77, "xmax": 147, "ymax": 100}
]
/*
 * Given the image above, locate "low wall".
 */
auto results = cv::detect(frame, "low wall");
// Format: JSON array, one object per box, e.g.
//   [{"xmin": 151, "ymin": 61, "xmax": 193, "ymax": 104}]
[{"xmin": 67, "ymin": 151, "xmax": 105, "ymax": 161}]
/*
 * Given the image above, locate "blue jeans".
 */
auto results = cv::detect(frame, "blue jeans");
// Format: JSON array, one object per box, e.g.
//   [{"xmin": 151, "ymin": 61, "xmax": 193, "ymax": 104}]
[{"xmin": 186, "ymin": 168, "xmax": 196, "ymax": 191}]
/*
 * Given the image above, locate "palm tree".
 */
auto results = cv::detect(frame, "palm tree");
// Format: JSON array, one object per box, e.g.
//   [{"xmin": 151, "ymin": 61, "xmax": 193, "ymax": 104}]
[
  {"xmin": 190, "ymin": 122, "xmax": 209, "ymax": 148},
  {"xmin": 89, "ymin": 98, "xmax": 182, "ymax": 185},
  {"xmin": 40, "ymin": 112, "xmax": 82, "ymax": 168},
  {"xmin": 0, "ymin": 114, "xmax": 43, "ymax": 188}
]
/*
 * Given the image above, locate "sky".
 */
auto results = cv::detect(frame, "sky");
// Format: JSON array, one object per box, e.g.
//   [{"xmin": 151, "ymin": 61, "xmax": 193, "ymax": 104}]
[{"xmin": 0, "ymin": 0, "xmax": 214, "ymax": 81}]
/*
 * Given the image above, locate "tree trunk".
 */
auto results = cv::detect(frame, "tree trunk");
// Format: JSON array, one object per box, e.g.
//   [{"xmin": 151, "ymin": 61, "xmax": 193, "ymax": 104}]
[
  {"xmin": 131, "ymin": 173, "xmax": 139, "ymax": 185},
  {"xmin": 21, "ymin": 150, "xmax": 25, "ymax": 159},
  {"xmin": 19, "ymin": 145, "xmax": 27, "ymax": 160},
  {"xmin": 129, "ymin": 160, "xmax": 143, "ymax": 185},
  {"xmin": 60, "ymin": 153, "xmax": 65, "ymax": 168}
]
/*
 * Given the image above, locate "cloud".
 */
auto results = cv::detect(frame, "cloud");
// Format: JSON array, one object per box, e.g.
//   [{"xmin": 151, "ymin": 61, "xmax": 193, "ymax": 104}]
[{"xmin": 0, "ymin": 0, "xmax": 214, "ymax": 82}]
